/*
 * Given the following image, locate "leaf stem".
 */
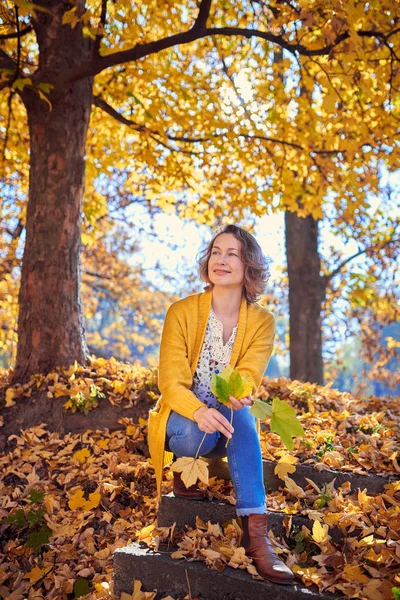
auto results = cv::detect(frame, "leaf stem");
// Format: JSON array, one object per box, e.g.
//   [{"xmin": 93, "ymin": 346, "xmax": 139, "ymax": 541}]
[
  {"xmin": 195, "ymin": 432, "xmax": 207, "ymax": 460},
  {"xmin": 225, "ymin": 407, "xmax": 233, "ymax": 448}
]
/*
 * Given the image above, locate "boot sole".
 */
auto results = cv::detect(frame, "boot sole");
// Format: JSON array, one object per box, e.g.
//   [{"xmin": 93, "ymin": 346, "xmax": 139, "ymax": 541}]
[{"xmin": 258, "ymin": 574, "xmax": 294, "ymax": 585}]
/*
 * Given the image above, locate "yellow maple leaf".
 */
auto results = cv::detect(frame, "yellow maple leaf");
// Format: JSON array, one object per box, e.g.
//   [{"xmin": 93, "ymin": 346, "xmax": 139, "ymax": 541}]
[
  {"xmin": 5, "ymin": 388, "xmax": 16, "ymax": 407},
  {"xmin": 54, "ymin": 383, "xmax": 70, "ymax": 398},
  {"xmin": 170, "ymin": 456, "xmax": 209, "ymax": 488},
  {"xmin": 23, "ymin": 565, "xmax": 49, "ymax": 584},
  {"xmin": 312, "ymin": 520, "xmax": 330, "ymax": 544},
  {"xmin": 284, "ymin": 477, "xmax": 306, "ymax": 499},
  {"xmin": 321, "ymin": 450, "xmax": 344, "ymax": 468},
  {"xmin": 136, "ymin": 524, "xmax": 155, "ymax": 540},
  {"xmin": 73, "ymin": 448, "xmax": 91, "ymax": 463},
  {"xmin": 113, "ymin": 380, "xmax": 126, "ymax": 394},
  {"xmin": 126, "ymin": 424, "xmax": 136, "ymax": 436},
  {"xmin": 274, "ymin": 455, "xmax": 299, "ymax": 480},
  {"xmin": 96, "ymin": 438, "xmax": 110, "ymax": 449},
  {"xmin": 63, "ymin": 360, "xmax": 78, "ymax": 378},
  {"xmin": 343, "ymin": 564, "xmax": 369, "ymax": 583},
  {"xmin": 68, "ymin": 487, "xmax": 101, "ymax": 510}
]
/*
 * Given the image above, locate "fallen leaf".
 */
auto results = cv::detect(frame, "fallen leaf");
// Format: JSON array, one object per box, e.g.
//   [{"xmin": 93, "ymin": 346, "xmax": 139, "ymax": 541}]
[
  {"xmin": 274, "ymin": 454, "xmax": 299, "ymax": 479},
  {"xmin": 23, "ymin": 565, "xmax": 49, "ymax": 584},
  {"xmin": 284, "ymin": 477, "xmax": 306, "ymax": 499},
  {"xmin": 73, "ymin": 448, "xmax": 91, "ymax": 463},
  {"xmin": 5, "ymin": 388, "xmax": 16, "ymax": 407},
  {"xmin": 343, "ymin": 564, "xmax": 370, "ymax": 584},
  {"xmin": 312, "ymin": 520, "xmax": 330, "ymax": 544},
  {"xmin": 68, "ymin": 487, "xmax": 101, "ymax": 510},
  {"xmin": 170, "ymin": 457, "xmax": 209, "ymax": 488}
]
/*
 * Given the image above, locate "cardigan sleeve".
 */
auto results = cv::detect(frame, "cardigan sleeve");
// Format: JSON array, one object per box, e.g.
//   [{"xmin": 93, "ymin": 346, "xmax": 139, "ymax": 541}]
[
  {"xmin": 157, "ymin": 303, "xmax": 205, "ymax": 421},
  {"xmin": 235, "ymin": 311, "xmax": 276, "ymax": 395}
]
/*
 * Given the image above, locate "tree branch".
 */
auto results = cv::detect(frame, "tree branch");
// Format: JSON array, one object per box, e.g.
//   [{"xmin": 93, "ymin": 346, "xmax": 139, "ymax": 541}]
[
  {"xmin": 54, "ymin": 0, "xmax": 399, "ymax": 90},
  {"xmin": 93, "ymin": 93, "xmax": 342, "ymax": 160},
  {"xmin": 57, "ymin": 0, "xmax": 212, "ymax": 87},
  {"xmin": 92, "ymin": 94, "xmax": 147, "ymax": 132},
  {"xmin": 92, "ymin": 95, "xmax": 201, "ymax": 155},
  {"xmin": 0, "ymin": 49, "xmax": 18, "ymax": 91},
  {"xmin": 82, "ymin": 269, "xmax": 114, "ymax": 281},
  {"xmin": 325, "ymin": 235, "xmax": 400, "ymax": 284},
  {"xmin": 94, "ymin": 0, "xmax": 108, "ymax": 57},
  {"xmin": 0, "ymin": 25, "xmax": 33, "ymax": 40}
]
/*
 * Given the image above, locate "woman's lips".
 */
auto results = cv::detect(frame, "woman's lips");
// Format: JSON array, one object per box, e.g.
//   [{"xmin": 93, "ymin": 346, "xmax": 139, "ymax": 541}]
[{"xmin": 214, "ymin": 270, "xmax": 230, "ymax": 274}]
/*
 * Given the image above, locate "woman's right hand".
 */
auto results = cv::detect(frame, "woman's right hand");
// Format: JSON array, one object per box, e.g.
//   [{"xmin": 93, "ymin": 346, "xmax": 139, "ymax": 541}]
[{"xmin": 193, "ymin": 406, "xmax": 234, "ymax": 439}]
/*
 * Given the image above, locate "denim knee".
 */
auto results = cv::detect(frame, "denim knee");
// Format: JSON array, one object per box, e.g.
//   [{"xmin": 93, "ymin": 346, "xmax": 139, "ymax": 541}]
[
  {"xmin": 166, "ymin": 411, "xmax": 219, "ymax": 457},
  {"xmin": 168, "ymin": 430, "xmax": 219, "ymax": 457},
  {"xmin": 231, "ymin": 405, "xmax": 257, "ymax": 432}
]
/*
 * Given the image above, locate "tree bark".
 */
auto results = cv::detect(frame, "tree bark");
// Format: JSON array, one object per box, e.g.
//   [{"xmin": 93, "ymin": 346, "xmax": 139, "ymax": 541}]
[
  {"xmin": 13, "ymin": 4, "xmax": 94, "ymax": 382},
  {"xmin": 285, "ymin": 211, "xmax": 326, "ymax": 384}
]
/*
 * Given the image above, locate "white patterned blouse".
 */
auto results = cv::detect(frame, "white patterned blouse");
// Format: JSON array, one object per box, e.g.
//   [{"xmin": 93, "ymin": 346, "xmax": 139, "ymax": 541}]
[{"xmin": 190, "ymin": 306, "xmax": 238, "ymax": 408}]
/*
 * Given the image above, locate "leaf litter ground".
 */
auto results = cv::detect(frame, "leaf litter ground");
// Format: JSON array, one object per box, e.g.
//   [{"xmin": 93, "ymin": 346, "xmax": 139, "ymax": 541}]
[{"xmin": 0, "ymin": 363, "xmax": 399, "ymax": 600}]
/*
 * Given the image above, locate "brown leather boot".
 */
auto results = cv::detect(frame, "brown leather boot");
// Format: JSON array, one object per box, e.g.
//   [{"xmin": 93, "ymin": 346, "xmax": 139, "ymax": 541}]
[
  {"xmin": 172, "ymin": 471, "xmax": 207, "ymax": 500},
  {"xmin": 240, "ymin": 513, "xmax": 294, "ymax": 585}
]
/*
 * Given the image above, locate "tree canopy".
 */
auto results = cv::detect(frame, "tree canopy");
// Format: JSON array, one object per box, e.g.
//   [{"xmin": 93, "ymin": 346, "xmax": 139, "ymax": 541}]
[{"xmin": 0, "ymin": 0, "xmax": 399, "ymax": 379}]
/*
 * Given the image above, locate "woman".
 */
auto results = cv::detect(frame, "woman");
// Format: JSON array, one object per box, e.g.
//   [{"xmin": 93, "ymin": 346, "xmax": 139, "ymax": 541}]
[{"xmin": 148, "ymin": 224, "xmax": 293, "ymax": 585}]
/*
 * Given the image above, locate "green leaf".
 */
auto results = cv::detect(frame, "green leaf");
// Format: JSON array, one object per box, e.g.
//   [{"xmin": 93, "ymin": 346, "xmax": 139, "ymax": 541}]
[
  {"xmin": 0, "ymin": 508, "xmax": 26, "ymax": 527},
  {"xmin": 27, "ymin": 507, "xmax": 45, "ymax": 524},
  {"xmin": 228, "ymin": 369, "xmax": 244, "ymax": 398},
  {"xmin": 25, "ymin": 524, "xmax": 52, "ymax": 551},
  {"xmin": 27, "ymin": 488, "xmax": 44, "ymax": 504},
  {"xmin": 36, "ymin": 82, "xmax": 54, "ymax": 94},
  {"xmin": 210, "ymin": 365, "xmax": 253, "ymax": 404},
  {"xmin": 74, "ymin": 579, "xmax": 91, "ymax": 598},
  {"xmin": 249, "ymin": 397, "xmax": 273, "ymax": 420},
  {"xmin": 270, "ymin": 397, "xmax": 305, "ymax": 451},
  {"xmin": 392, "ymin": 588, "xmax": 400, "ymax": 600},
  {"xmin": 210, "ymin": 373, "xmax": 230, "ymax": 403},
  {"xmin": 11, "ymin": 77, "xmax": 32, "ymax": 92}
]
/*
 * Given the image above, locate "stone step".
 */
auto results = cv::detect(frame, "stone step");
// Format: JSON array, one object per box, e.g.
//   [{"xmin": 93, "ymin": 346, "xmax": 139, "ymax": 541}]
[
  {"xmin": 158, "ymin": 494, "xmax": 344, "ymax": 544},
  {"xmin": 204, "ymin": 458, "xmax": 398, "ymax": 495},
  {"xmin": 113, "ymin": 541, "xmax": 342, "ymax": 600}
]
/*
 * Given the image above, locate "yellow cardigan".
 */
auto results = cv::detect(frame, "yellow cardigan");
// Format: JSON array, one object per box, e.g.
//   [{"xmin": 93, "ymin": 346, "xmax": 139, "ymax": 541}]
[{"xmin": 147, "ymin": 289, "xmax": 276, "ymax": 500}]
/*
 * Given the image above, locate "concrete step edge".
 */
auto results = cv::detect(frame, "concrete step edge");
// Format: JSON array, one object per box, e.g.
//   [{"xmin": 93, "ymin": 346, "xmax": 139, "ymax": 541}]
[
  {"xmin": 113, "ymin": 541, "xmax": 342, "ymax": 600},
  {"xmin": 203, "ymin": 458, "xmax": 398, "ymax": 495}
]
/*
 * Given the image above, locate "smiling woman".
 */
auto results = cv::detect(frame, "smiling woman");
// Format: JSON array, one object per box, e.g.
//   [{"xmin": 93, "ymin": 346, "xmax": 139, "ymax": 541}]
[{"xmin": 147, "ymin": 224, "xmax": 294, "ymax": 585}]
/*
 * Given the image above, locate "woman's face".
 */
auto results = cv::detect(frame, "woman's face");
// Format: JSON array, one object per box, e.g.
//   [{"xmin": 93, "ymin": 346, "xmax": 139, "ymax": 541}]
[{"xmin": 208, "ymin": 233, "xmax": 245, "ymax": 290}]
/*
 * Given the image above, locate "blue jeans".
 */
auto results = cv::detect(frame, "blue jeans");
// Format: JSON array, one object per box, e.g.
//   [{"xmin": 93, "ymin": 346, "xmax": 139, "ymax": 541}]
[{"xmin": 166, "ymin": 404, "xmax": 266, "ymax": 516}]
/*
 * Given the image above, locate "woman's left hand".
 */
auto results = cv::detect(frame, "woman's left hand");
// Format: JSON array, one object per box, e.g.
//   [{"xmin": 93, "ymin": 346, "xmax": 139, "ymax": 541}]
[{"xmin": 227, "ymin": 395, "xmax": 253, "ymax": 410}]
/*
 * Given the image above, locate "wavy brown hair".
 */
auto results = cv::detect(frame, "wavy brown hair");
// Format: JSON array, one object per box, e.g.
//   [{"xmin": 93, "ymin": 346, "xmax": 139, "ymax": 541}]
[{"xmin": 198, "ymin": 224, "xmax": 271, "ymax": 303}]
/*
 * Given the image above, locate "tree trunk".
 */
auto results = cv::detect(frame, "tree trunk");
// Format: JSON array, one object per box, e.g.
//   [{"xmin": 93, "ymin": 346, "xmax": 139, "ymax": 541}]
[
  {"xmin": 285, "ymin": 211, "xmax": 325, "ymax": 384},
  {"xmin": 13, "ymin": 4, "xmax": 94, "ymax": 382}
]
